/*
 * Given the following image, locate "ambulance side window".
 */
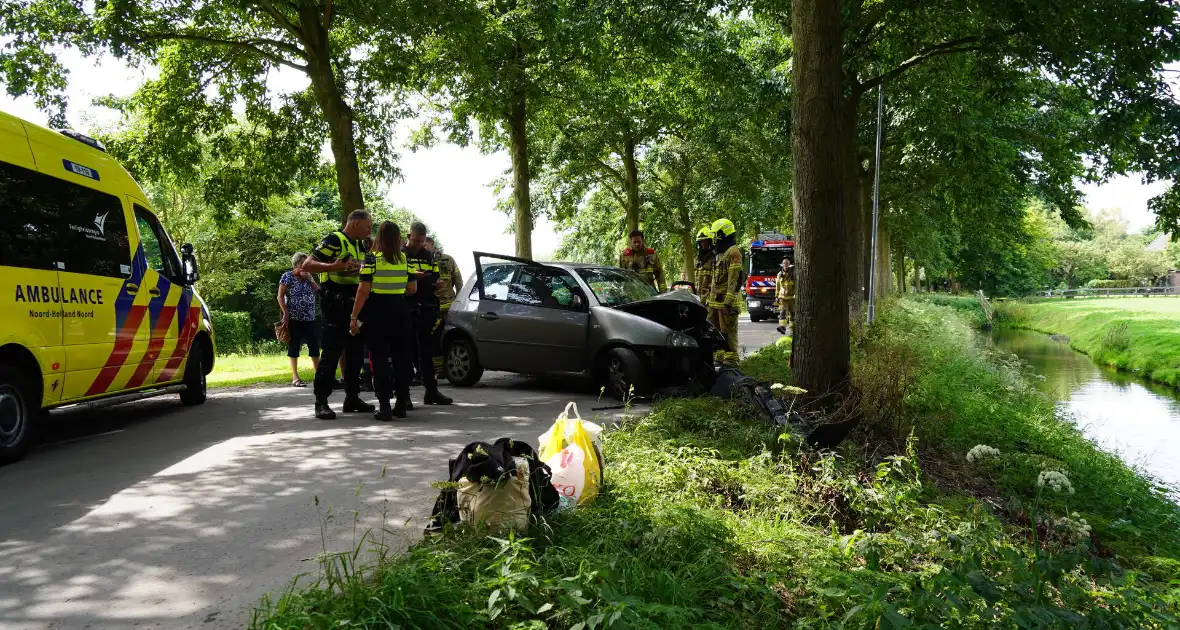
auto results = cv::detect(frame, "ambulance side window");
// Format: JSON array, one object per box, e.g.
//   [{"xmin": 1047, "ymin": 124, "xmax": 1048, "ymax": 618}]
[
  {"xmin": 133, "ymin": 206, "xmax": 182, "ymax": 281},
  {"xmin": 0, "ymin": 161, "xmax": 58, "ymax": 269}
]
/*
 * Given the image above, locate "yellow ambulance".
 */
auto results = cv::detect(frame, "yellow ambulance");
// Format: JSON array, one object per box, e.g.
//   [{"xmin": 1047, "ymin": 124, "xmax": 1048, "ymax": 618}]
[{"xmin": 1, "ymin": 110, "xmax": 215, "ymax": 464}]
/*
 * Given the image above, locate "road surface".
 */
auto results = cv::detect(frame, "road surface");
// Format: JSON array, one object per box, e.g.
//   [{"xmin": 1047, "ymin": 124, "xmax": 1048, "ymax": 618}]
[{"xmin": 0, "ymin": 320, "xmax": 782, "ymax": 630}]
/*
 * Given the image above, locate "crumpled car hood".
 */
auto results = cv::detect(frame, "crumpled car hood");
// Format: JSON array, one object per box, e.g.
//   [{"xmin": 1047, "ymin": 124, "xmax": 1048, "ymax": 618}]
[{"xmin": 612, "ymin": 290, "xmax": 708, "ymax": 332}]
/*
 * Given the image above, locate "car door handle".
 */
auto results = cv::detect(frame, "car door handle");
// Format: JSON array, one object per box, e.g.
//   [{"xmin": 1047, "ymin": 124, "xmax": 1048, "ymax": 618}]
[
  {"xmin": 480, "ymin": 312, "xmax": 500, "ymax": 321},
  {"xmin": 149, "ymin": 287, "xmax": 162, "ymax": 297},
  {"xmin": 125, "ymin": 283, "xmax": 139, "ymax": 295}
]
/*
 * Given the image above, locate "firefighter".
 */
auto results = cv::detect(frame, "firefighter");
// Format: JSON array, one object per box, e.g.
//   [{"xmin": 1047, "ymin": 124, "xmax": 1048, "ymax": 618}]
[
  {"xmin": 694, "ymin": 226, "xmax": 715, "ymax": 300},
  {"xmin": 619, "ymin": 229, "xmax": 666, "ymax": 292},
  {"xmin": 708, "ymin": 218, "xmax": 744, "ymax": 366},
  {"xmin": 425, "ymin": 237, "xmax": 463, "ymax": 377},
  {"xmin": 299, "ymin": 209, "xmax": 375, "ymax": 419},
  {"xmin": 405, "ymin": 222, "xmax": 454, "ymax": 405},
  {"xmin": 350, "ymin": 221, "xmax": 416, "ymax": 420},
  {"xmin": 775, "ymin": 256, "xmax": 795, "ymax": 335}
]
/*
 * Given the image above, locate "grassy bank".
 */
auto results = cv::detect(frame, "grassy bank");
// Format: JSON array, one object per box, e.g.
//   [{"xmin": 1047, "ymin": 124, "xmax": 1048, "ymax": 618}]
[
  {"xmin": 251, "ymin": 300, "xmax": 1180, "ymax": 629},
  {"xmin": 994, "ymin": 297, "xmax": 1180, "ymax": 388},
  {"xmin": 209, "ymin": 353, "xmax": 315, "ymax": 388}
]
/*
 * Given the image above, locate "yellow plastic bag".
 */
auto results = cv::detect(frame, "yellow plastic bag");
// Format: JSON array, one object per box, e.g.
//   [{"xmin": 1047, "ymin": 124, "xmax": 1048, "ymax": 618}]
[{"xmin": 539, "ymin": 402, "xmax": 603, "ymax": 506}]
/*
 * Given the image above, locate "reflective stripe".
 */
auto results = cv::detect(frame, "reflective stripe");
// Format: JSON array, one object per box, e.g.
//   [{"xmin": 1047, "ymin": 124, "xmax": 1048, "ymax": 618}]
[
  {"xmin": 326, "ymin": 231, "xmax": 363, "ymax": 286},
  {"xmin": 371, "ymin": 259, "xmax": 410, "ymax": 294}
]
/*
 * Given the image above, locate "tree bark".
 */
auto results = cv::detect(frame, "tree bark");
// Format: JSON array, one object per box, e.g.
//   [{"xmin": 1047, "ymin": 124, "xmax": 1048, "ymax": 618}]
[
  {"xmin": 298, "ymin": 6, "xmax": 363, "ymax": 222},
  {"xmin": 841, "ymin": 89, "xmax": 864, "ymax": 317},
  {"xmin": 623, "ymin": 130, "xmax": 640, "ymax": 234},
  {"xmin": 876, "ymin": 226, "xmax": 891, "ymax": 298},
  {"xmin": 860, "ymin": 168, "xmax": 874, "ymax": 300},
  {"xmin": 678, "ymin": 202, "xmax": 695, "ymax": 283},
  {"xmin": 895, "ymin": 241, "xmax": 906, "ymax": 293},
  {"xmin": 790, "ymin": 0, "xmax": 850, "ymax": 400},
  {"xmin": 508, "ymin": 91, "xmax": 533, "ymax": 259}
]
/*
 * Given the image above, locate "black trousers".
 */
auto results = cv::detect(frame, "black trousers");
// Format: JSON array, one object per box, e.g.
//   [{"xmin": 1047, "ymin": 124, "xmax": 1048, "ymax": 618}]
[
  {"xmin": 364, "ymin": 295, "xmax": 414, "ymax": 404},
  {"xmin": 314, "ymin": 290, "xmax": 364, "ymax": 401},
  {"xmin": 413, "ymin": 305, "xmax": 440, "ymax": 390}
]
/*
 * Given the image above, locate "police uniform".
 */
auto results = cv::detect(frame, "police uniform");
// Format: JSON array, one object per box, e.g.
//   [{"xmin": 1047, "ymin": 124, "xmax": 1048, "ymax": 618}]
[
  {"xmin": 359, "ymin": 251, "xmax": 414, "ymax": 417},
  {"xmin": 708, "ymin": 220, "xmax": 744, "ymax": 366},
  {"xmin": 311, "ymin": 231, "xmax": 370, "ymax": 406},
  {"xmin": 405, "ymin": 245, "xmax": 452, "ymax": 403},
  {"xmin": 619, "ymin": 247, "xmax": 666, "ymax": 292},
  {"xmin": 775, "ymin": 266, "xmax": 795, "ymax": 332},
  {"xmin": 432, "ymin": 252, "xmax": 464, "ymax": 374}
]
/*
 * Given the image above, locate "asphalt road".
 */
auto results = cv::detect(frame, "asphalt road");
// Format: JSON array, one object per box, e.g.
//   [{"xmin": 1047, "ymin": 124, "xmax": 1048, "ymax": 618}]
[{"xmin": 0, "ymin": 319, "xmax": 782, "ymax": 630}]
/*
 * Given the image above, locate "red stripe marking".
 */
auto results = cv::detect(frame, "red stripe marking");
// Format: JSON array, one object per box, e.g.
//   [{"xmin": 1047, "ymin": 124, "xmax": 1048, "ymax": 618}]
[
  {"xmin": 125, "ymin": 305, "xmax": 178, "ymax": 389},
  {"xmin": 85, "ymin": 305, "xmax": 149, "ymax": 396},
  {"xmin": 156, "ymin": 306, "xmax": 202, "ymax": 383}
]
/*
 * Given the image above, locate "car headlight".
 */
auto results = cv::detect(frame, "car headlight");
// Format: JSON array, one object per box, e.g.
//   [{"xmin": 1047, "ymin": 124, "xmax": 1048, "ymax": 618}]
[
  {"xmin": 747, "ymin": 299, "xmax": 759, "ymax": 307},
  {"xmin": 665, "ymin": 331, "xmax": 698, "ymax": 348}
]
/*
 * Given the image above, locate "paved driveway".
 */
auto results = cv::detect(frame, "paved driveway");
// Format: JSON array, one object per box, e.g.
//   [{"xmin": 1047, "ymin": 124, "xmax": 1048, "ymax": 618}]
[{"xmin": 0, "ymin": 319, "xmax": 782, "ymax": 629}]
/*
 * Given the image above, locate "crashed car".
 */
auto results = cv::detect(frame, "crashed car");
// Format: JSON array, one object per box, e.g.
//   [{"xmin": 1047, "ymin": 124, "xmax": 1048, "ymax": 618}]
[{"xmin": 441, "ymin": 253, "xmax": 725, "ymax": 399}]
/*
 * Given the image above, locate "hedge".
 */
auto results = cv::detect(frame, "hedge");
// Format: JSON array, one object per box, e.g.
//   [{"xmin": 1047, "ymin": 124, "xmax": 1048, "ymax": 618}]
[
  {"xmin": 211, "ymin": 311, "xmax": 252, "ymax": 353},
  {"xmin": 1083, "ymin": 279, "xmax": 1143, "ymax": 289}
]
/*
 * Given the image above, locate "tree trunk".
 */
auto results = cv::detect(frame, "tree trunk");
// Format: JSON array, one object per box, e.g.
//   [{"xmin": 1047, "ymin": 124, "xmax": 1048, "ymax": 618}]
[
  {"xmin": 841, "ymin": 90, "xmax": 864, "ymax": 317},
  {"xmin": 623, "ymin": 130, "xmax": 640, "ymax": 234},
  {"xmin": 895, "ymin": 241, "xmax": 906, "ymax": 293},
  {"xmin": 860, "ymin": 169, "xmax": 874, "ymax": 300},
  {"xmin": 298, "ymin": 6, "xmax": 364, "ymax": 222},
  {"xmin": 790, "ymin": 0, "xmax": 849, "ymax": 400},
  {"xmin": 876, "ymin": 227, "xmax": 891, "ymax": 298},
  {"xmin": 508, "ymin": 92, "xmax": 533, "ymax": 259},
  {"xmin": 678, "ymin": 202, "xmax": 695, "ymax": 283}
]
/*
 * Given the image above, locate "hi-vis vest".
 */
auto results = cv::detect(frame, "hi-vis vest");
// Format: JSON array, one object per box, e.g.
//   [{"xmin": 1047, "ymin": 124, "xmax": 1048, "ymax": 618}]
[
  {"xmin": 325, "ymin": 231, "xmax": 364, "ymax": 286},
  {"xmin": 370, "ymin": 255, "xmax": 410, "ymax": 295}
]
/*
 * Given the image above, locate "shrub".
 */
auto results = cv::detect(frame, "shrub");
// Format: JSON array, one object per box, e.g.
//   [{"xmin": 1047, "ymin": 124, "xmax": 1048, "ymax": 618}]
[
  {"xmin": 1086, "ymin": 279, "xmax": 1142, "ymax": 289},
  {"xmin": 211, "ymin": 310, "xmax": 252, "ymax": 353},
  {"xmin": 1101, "ymin": 322, "xmax": 1131, "ymax": 353}
]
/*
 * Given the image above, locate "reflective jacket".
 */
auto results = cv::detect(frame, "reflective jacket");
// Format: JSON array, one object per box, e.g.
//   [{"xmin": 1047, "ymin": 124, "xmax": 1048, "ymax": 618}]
[
  {"xmin": 434, "ymin": 253, "xmax": 463, "ymax": 306},
  {"xmin": 695, "ymin": 250, "xmax": 717, "ymax": 300},
  {"xmin": 709, "ymin": 244, "xmax": 744, "ymax": 310},
  {"xmin": 361, "ymin": 253, "xmax": 410, "ymax": 295},
  {"xmin": 619, "ymin": 247, "xmax": 666, "ymax": 292}
]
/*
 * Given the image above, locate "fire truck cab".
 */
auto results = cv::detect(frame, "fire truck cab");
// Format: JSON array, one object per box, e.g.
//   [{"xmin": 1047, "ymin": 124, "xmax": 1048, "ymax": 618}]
[{"xmin": 744, "ymin": 232, "xmax": 795, "ymax": 322}]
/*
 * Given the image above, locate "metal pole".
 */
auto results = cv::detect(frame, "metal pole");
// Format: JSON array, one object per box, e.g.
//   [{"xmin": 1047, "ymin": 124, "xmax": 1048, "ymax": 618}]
[{"xmin": 867, "ymin": 81, "xmax": 884, "ymax": 324}]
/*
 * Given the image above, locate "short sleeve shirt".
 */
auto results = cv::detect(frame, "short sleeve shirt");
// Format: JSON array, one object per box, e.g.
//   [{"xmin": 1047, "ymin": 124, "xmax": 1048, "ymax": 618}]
[{"xmin": 281, "ymin": 271, "xmax": 317, "ymax": 321}]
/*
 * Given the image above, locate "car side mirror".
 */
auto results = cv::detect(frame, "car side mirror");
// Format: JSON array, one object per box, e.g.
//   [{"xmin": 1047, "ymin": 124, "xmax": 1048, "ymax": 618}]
[
  {"xmin": 180, "ymin": 243, "xmax": 200, "ymax": 285},
  {"xmin": 571, "ymin": 293, "xmax": 586, "ymax": 310}
]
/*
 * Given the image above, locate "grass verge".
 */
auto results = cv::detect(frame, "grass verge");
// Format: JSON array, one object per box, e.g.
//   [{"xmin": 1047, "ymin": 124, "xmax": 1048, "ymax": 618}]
[
  {"xmin": 250, "ymin": 299, "xmax": 1180, "ymax": 629},
  {"xmin": 991, "ymin": 297, "xmax": 1180, "ymax": 388},
  {"xmin": 208, "ymin": 352, "xmax": 316, "ymax": 388}
]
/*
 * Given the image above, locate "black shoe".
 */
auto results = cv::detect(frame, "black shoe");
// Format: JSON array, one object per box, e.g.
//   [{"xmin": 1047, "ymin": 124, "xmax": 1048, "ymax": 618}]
[
  {"xmin": 333, "ymin": 378, "xmax": 347, "ymax": 390},
  {"xmin": 424, "ymin": 389, "xmax": 453, "ymax": 405},
  {"xmin": 315, "ymin": 401, "xmax": 337, "ymax": 420},
  {"xmin": 374, "ymin": 402, "xmax": 394, "ymax": 422},
  {"xmin": 776, "ymin": 325, "xmax": 786, "ymax": 335},
  {"xmin": 393, "ymin": 398, "xmax": 408, "ymax": 418},
  {"xmin": 343, "ymin": 397, "xmax": 375, "ymax": 413}
]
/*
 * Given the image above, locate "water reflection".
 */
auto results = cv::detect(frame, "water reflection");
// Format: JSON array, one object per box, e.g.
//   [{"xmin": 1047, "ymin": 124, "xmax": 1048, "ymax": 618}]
[{"xmin": 984, "ymin": 328, "xmax": 1180, "ymax": 495}]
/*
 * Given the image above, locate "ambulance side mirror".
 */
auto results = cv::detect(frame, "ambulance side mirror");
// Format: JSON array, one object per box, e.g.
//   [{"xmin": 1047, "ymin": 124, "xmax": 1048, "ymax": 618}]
[{"xmin": 180, "ymin": 243, "xmax": 200, "ymax": 285}]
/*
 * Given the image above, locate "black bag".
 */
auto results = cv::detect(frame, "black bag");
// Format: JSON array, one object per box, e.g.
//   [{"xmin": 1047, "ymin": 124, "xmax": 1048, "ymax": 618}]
[{"xmin": 425, "ymin": 438, "xmax": 560, "ymax": 533}]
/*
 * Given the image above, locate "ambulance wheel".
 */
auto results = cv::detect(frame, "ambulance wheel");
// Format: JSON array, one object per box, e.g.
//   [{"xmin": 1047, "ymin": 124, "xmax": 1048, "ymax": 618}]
[
  {"xmin": 0, "ymin": 366, "xmax": 36, "ymax": 465},
  {"xmin": 445, "ymin": 337, "xmax": 483, "ymax": 387},
  {"xmin": 179, "ymin": 344, "xmax": 208, "ymax": 406}
]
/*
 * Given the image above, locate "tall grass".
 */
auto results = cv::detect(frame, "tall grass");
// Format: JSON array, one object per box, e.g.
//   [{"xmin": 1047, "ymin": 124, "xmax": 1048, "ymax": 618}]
[{"xmin": 250, "ymin": 300, "xmax": 1180, "ymax": 629}]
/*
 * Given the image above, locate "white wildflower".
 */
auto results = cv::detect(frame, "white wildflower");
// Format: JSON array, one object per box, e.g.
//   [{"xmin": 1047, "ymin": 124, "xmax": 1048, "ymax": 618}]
[
  {"xmin": 770, "ymin": 383, "xmax": 784, "ymax": 390},
  {"xmin": 1052, "ymin": 512, "xmax": 1092, "ymax": 543},
  {"xmin": 1037, "ymin": 470, "xmax": 1075, "ymax": 495},
  {"xmin": 966, "ymin": 444, "xmax": 1001, "ymax": 463}
]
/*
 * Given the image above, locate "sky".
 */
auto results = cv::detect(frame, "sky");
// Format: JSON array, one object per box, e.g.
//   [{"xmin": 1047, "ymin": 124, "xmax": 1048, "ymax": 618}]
[{"xmin": 0, "ymin": 51, "xmax": 1166, "ymax": 272}]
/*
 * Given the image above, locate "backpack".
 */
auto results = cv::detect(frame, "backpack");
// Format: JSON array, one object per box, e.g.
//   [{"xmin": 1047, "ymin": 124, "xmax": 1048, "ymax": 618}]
[{"xmin": 425, "ymin": 438, "xmax": 561, "ymax": 533}]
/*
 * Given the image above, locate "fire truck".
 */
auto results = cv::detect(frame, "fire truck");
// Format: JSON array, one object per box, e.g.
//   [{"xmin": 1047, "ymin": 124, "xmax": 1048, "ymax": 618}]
[{"xmin": 744, "ymin": 232, "xmax": 795, "ymax": 322}]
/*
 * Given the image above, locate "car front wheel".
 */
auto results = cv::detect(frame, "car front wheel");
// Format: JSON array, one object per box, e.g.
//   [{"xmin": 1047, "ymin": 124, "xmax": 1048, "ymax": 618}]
[
  {"xmin": 604, "ymin": 347, "xmax": 651, "ymax": 401},
  {"xmin": 445, "ymin": 337, "xmax": 484, "ymax": 387},
  {"xmin": 0, "ymin": 366, "xmax": 37, "ymax": 465},
  {"xmin": 179, "ymin": 343, "xmax": 208, "ymax": 406}
]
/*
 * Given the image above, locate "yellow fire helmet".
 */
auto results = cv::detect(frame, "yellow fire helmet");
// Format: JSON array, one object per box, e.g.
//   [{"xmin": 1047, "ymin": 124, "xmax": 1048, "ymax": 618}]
[
  {"xmin": 695, "ymin": 226, "xmax": 714, "ymax": 241},
  {"xmin": 710, "ymin": 218, "xmax": 736, "ymax": 239}
]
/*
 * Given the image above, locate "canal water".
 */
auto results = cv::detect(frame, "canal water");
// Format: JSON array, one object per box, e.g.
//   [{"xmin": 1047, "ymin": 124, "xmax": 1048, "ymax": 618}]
[{"xmin": 984, "ymin": 328, "xmax": 1180, "ymax": 496}]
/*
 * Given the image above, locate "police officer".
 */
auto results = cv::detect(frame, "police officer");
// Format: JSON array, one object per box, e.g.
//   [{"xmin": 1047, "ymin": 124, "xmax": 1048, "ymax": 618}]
[
  {"xmin": 350, "ymin": 221, "xmax": 416, "ymax": 420},
  {"xmin": 775, "ymin": 256, "xmax": 795, "ymax": 335},
  {"xmin": 619, "ymin": 229, "xmax": 666, "ymax": 292},
  {"xmin": 300, "ymin": 209, "xmax": 376, "ymax": 419},
  {"xmin": 405, "ymin": 222, "xmax": 454, "ymax": 405},
  {"xmin": 425, "ymin": 237, "xmax": 463, "ymax": 378},
  {"xmin": 708, "ymin": 218, "xmax": 744, "ymax": 367}
]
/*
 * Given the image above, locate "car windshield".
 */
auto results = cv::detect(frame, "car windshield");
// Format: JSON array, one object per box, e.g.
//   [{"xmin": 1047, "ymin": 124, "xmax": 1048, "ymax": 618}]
[
  {"xmin": 750, "ymin": 247, "xmax": 793, "ymax": 276},
  {"xmin": 576, "ymin": 267, "xmax": 658, "ymax": 306}
]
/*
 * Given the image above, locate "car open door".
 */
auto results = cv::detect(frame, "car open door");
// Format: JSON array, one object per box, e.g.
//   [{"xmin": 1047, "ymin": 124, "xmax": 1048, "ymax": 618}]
[{"xmin": 472, "ymin": 252, "xmax": 590, "ymax": 373}]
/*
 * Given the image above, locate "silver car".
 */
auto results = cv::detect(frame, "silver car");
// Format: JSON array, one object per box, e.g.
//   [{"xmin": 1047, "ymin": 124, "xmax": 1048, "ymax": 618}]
[{"xmin": 441, "ymin": 253, "xmax": 724, "ymax": 398}]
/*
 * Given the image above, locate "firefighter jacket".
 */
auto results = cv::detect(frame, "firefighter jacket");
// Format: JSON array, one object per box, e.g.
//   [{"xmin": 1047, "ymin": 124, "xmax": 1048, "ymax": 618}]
[
  {"xmin": 775, "ymin": 269, "xmax": 794, "ymax": 304},
  {"xmin": 695, "ymin": 250, "xmax": 717, "ymax": 300},
  {"xmin": 619, "ymin": 247, "xmax": 666, "ymax": 292},
  {"xmin": 709, "ymin": 244, "xmax": 744, "ymax": 311},
  {"xmin": 434, "ymin": 252, "xmax": 463, "ymax": 307}
]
